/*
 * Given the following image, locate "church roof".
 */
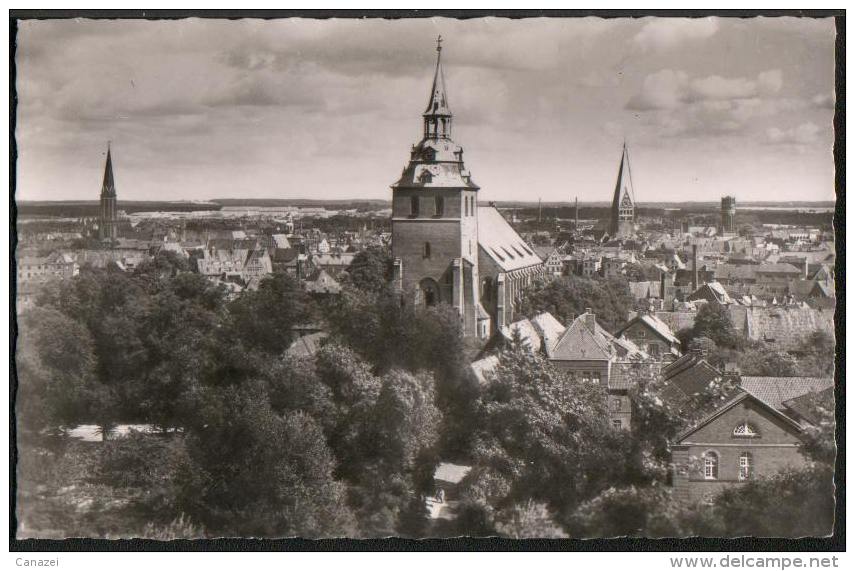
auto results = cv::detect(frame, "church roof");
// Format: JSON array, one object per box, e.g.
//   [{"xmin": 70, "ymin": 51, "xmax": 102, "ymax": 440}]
[{"xmin": 477, "ymin": 206, "xmax": 543, "ymax": 272}]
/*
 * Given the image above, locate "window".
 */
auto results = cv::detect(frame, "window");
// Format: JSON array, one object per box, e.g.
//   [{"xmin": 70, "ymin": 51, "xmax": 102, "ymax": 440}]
[
  {"xmin": 612, "ymin": 419, "xmax": 623, "ymax": 430},
  {"xmin": 464, "ymin": 195, "xmax": 469, "ymax": 217},
  {"xmin": 592, "ymin": 372, "xmax": 601, "ymax": 384},
  {"xmin": 733, "ymin": 422, "xmax": 758, "ymax": 438},
  {"xmin": 703, "ymin": 451, "xmax": 719, "ymax": 480},
  {"xmin": 582, "ymin": 371, "xmax": 591, "ymax": 383},
  {"xmin": 423, "ymin": 242, "xmax": 431, "ymax": 259},
  {"xmin": 411, "ymin": 196, "xmax": 419, "ymax": 216},
  {"xmin": 610, "ymin": 398, "xmax": 621, "ymax": 412},
  {"xmin": 419, "ymin": 170, "xmax": 433, "ymax": 184},
  {"xmin": 738, "ymin": 452, "xmax": 753, "ymax": 481},
  {"xmin": 435, "ymin": 196, "xmax": 444, "ymax": 217}
]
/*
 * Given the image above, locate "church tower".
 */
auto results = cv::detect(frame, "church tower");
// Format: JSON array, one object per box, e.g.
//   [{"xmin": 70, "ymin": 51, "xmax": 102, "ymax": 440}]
[
  {"xmin": 99, "ymin": 143, "xmax": 119, "ymax": 243},
  {"xmin": 391, "ymin": 37, "xmax": 482, "ymax": 335},
  {"xmin": 609, "ymin": 143, "xmax": 636, "ymax": 239}
]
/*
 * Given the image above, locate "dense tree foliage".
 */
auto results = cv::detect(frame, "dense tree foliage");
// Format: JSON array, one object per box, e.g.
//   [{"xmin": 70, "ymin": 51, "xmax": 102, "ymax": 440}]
[
  {"xmin": 16, "ymin": 307, "xmax": 97, "ymax": 433},
  {"xmin": 342, "ymin": 245, "xmax": 394, "ymax": 294},
  {"xmin": 17, "ymin": 253, "xmax": 836, "ymax": 538},
  {"xmin": 518, "ymin": 275, "xmax": 634, "ymax": 332},
  {"xmin": 690, "ymin": 302, "xmax": 741, "ymax": 348}
]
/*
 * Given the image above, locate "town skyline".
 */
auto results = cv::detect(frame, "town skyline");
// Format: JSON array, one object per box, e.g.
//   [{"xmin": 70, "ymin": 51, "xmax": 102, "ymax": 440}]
[{"xmin": 16, "ymin": 17, "xmax": 836, "ymax": 203}]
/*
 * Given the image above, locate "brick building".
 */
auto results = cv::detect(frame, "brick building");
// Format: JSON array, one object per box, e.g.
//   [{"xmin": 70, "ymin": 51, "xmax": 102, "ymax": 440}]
[
  {"xmin": 671, "ymin": 390, "xmax": 807, "ymax": 503},
  {"xmin": 391, "ymin": 38, "xmax": 542, "ymax": 337}
]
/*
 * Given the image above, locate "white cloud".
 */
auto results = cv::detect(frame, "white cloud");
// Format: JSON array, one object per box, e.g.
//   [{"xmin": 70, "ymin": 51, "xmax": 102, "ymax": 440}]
[
  {"xmin": 626, "ymin": 69, "xmax": 689, "ymax": 110},
  {"xmin": 632, "ymin": 17, "xmax": 719, "ymax": 51},
  {"xmin": 629, "ymin": 69, "xmax": 785, "ymax": 111},
  {"xmin": 766, "ymin": 122, "xmax": 821, "ymax": 145}
]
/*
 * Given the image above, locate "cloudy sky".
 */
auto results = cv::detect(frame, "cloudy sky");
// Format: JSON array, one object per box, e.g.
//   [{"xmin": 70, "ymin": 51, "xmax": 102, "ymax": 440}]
[{"xmin": 15, "ymin": 16, "xmax": 836, "ymax": 203}]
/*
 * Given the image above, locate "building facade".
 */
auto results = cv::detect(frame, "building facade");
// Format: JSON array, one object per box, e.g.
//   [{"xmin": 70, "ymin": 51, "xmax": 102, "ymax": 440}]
[{"xmin": 671, "ymin": 391, "xmax": 807, "ymax": 503}]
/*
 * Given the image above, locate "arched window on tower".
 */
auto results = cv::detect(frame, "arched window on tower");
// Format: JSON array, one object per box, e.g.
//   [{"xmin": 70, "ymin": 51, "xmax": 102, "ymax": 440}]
[
  {"xmin": 411, "ymin": 196, "xmax": 419, "ymax": 217},
  {"xmin": 423, "ymin": 242, "xmax": 431, "ymax": 259}
]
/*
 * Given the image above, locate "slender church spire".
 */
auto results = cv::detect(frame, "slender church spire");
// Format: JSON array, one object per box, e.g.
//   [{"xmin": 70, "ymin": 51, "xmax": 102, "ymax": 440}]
[
  {"xmin": 423, "ymin": 35, "xmax": 452, "ymax": 139},
  {"xmin": 609, "ymin": 142, "xmax": 636, "ymax": 238},
  {"xmin": 99, "ymin": 142, "xmax": 119, "ymax": 242},
  {"xmin": 101, "ymin": 142, "xmax": 116, "ymax": 197}
]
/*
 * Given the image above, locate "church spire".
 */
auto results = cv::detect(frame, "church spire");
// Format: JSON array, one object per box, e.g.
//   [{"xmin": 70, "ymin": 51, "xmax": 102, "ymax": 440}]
[
  {"xmin": 423, "ymin": 35, "xmax": 452, "ymax": 139},
  {"xmin": 610, "ymin": 142, "xmax": 636, "ymax": 237},
  {"xmin": 101, "ymin": 142, "xmax": 116, "ymax": 197}
]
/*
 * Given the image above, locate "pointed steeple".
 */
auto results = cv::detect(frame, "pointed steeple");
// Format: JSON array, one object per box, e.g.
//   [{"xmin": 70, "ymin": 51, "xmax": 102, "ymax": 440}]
[
  {"xmin": 610, "ymin": 142, "xmax": 636, "ymax": 237},
  {"xmin": 101, "ymin": 142, "xmax": 116, "ymax": 198},
  {"xmin": 422, "ymin": 36, "xmax": 452, "ymax": 140},
  {"xmin": 424, "ymin": 35, "xmax": 451, "ymax": 117}
]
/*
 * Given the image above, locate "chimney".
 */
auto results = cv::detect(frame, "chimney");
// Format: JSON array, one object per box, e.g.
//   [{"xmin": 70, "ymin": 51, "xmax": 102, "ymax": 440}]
[
  {"xmin": 692, "ymin": 244, "xmax": 699, "ymax": 291},
  {"xmin": 584, "ymin": 308, "xmax": 596, "ymax": 329}
]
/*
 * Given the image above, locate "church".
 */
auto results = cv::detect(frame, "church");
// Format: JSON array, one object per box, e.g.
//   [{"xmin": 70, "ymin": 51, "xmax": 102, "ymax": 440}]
[
  {"xmin": 99, "ymin": 143, "xmax": 119, "ymax": 243},
  {"xmin": 391, "ymin": 38, "xmax": 543, "ymax": 338},
  {"xmin": 609, "ymin": 143, "xmax": 636, "ymax": 239}
]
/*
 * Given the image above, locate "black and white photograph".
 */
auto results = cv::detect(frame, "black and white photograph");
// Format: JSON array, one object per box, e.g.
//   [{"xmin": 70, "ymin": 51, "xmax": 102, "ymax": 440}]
[{"xmin": 10, "ymin": 10, "xmax": 842, "ymax": 549}]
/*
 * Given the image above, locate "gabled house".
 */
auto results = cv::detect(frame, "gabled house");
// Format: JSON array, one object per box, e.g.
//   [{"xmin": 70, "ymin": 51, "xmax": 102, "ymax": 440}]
[
  {"xmin": 615, "ymin": 312, "xmax": 681, "ymax": 361},
  {"xmin": 549, "ymin": 309, "xmax": 653, "ymax": 430},
  {"xmin": 671, "ymin": 390, "xmax": 808, "ymax": 503}
]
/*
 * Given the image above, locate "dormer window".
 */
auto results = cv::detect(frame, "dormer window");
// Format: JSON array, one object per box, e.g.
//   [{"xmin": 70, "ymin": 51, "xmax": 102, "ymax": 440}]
[
  {"xmin": 733, "ymin": 422, "xmax": 758, "ymax": 438},
  {"xmin": 419, "ymin": 170, "xmax": 433, "ymax": 184},
  {"xmin": 422, "ymin": 148, "xmax": 436, "ymax": 161}
]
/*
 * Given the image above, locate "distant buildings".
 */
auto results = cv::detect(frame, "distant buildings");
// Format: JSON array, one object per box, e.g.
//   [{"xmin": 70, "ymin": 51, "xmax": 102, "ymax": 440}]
[{"xmin": 197, "ymin": 238, "xmax": 272, "ymax": 282}]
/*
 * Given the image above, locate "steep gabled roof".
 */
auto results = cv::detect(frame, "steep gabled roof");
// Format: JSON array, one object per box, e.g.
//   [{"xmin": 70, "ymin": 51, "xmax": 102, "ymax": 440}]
[
  {"xmin": 616, "ymin": 313, "xmax": 680, "ymax": 345},
  {"xmin": 550, "ymin": 313, "xmax": 613, "ymax": 361},
  {"xmin": 478, "ymin": 207, "xmax": 543, "ymax": 272},
  {"xmin": 675, "ymin": 390, "xmax": 803, "ymax": 443}
]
